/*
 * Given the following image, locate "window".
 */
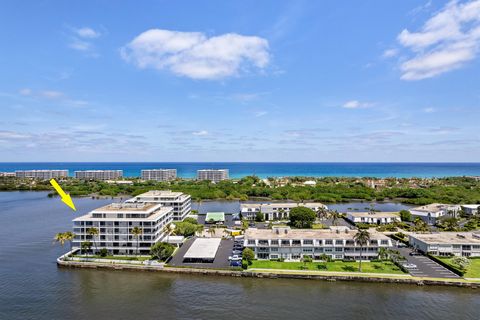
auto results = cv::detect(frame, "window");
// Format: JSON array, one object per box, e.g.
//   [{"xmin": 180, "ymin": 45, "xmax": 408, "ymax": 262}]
[
  {"xmin": 335, "ymin": 240, "xmax": 343, "ymax": 245},
  {"xmin": 271, "ymin": 248, "xmax": 278, "ymax": 252},
  {"xmin": 303, "ymin": 248, "xmax": 313, "ymax": 253},
  {"xmin": 325, "ymin": 240, "xmax": 333, "ymax": 245},
  {"xmin": 248, "ymin": 240, "xmax": 255, "ymax": 245},
  {"xmin": 303, "ymin": 240, "xmax": 313, "ymax": 245},
  {"xmin": 292, "ymin": 240, "xmax": 301, "ymax": 245},
  {"xmin": 271, "ymin": 240, "xmax": 279, "ymax": 245},
  {"xmin": 281, "ymin": 240, "xmax": 290, "ymax": 245},
  {"xmin": 381, "ymin": 240, "xmax": 388, "ymax": 245}
]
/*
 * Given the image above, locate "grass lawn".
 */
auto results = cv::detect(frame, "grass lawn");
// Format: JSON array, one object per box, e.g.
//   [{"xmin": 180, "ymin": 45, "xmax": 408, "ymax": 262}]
[
  {"xmin": 249, "ymin": 260, "xmax": 405, "ymax": 274},
  {"xmin": 72, "ymin": 255, "xmax": 151, "ymax": 261},
  {"xmin": 437, "ymin": 257, "xmax": 480, "ymax": 278}
]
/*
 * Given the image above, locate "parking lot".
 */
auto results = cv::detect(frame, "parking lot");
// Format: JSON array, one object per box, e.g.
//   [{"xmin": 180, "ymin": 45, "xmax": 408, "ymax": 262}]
[
  {"xmin": 168, "ymin": 237, "xmax": 235, "ymax": 268},
  {"xmin": 397, "ymin": 247, "xmax": 460, "ymax": 279},
  {"xmin": 197, "ymin": 213, "xmax": 237, "ymax": 228}
]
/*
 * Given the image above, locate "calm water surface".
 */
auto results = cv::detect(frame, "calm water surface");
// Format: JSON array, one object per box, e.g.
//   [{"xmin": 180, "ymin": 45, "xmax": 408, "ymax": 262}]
[{"xmin": 1, "ymin": 192, "xmax": 479, "ymax": 320}]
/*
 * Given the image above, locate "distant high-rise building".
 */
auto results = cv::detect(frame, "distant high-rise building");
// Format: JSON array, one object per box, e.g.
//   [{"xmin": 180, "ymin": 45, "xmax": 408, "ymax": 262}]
[
  {"xmin": 15, "ymin": 170, "xmax": 68, "ymax": 179},
  {"xmin": 75, "ymin": 170, "xmax": 123, "ymax": 180},
  {"xmin": 141, "ymin": 169, "xmax": 177, "ymax": 181},
  {"xmin": 196, "ymin": 169, "xmax": 229, "ymax": 183}
]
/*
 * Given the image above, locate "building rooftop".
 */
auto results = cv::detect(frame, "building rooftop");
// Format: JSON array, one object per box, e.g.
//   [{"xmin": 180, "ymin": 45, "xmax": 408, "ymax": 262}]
[
  {"xmin": 92, "ymin": 202, "xmax": 162, "ymax": 212},
  {"xmin": 346, "ymin": 211, "xmax": 399, "ymax": 218},
  {"xmin": 73, "ymin": 204, "xmax": 172, "ymax": 222},
  {"xmin": 205, "ymin": 212, "xmax": 225, "ymax": 222},
  {"xmin": 241, "ymin": 202, "xmax": 325, "ymax": 209},
  {"xmin": 410, "ymin": 203, "xmax": 448, "ymax": 212},
  {"xmin": 462, "ymin": 204, "xmax": 480, "ymax": 209},
  {"xmin": 244, "ymin": 227, "xmax": 389, "ymax": 240},
  {"xmin": 183, "ymin": 238, "xmax": 221, "ymax": 259},
  {"xmin": 132, "ymin": 190, "xmax": 185, "ymax": 198},
  {"xmin": 409, "ymin": 232, "xmax": 480, "ymax": 245}
]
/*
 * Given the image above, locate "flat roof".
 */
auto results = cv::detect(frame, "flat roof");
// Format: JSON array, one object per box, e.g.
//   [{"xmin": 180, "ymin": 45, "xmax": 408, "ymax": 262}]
[
  {"xmin": 409, "ymin": 232, "xmax": 480, "ymax": 245},
  {"xmin": 183, "ymin": 238, "xmax": 221, "ymax": 259},
  {"xmin": 244, "ymin": 228, "xmax": 389, "ymax": 240},
  {"xmin": 410, "ymin": 203, "xmax": 448, "ymax": 212},
  {"xmin": 462, "ymin": 204, "xmax": 480, "ymax": 209},
  {"xmin": 205, "ymin": 212, "xmax": 225, "ymax": 222},
  {"xmin": 241, "ymin": 202, "xmax": 325, "ymax": 209},
  {"xmin": 92, "ymin": 202, "xmax": 162, "ymax": 212},
  {"xmin": 347, "ymin": 211, "xmax": 399, "ymax": 218},
  {"xmin": 132, "ymin": 190, "xmax": 185, "ymax": 197},
  {"xmin": 73, "ymin": 206, "xmax": 172, "ymax": 222}
]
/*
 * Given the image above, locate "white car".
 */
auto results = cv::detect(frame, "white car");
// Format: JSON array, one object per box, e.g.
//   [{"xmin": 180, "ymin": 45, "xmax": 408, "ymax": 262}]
[
  {"xmin": 228, "ymin": 255, "xmax": 242, "ymax": 261},
  {"xmin": 402, "ymin": 263, "xmax": 417, "ymax": 269}
]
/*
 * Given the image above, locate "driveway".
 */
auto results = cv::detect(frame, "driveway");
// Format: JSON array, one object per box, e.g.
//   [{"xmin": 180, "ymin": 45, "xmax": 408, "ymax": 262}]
[{"xmin": 396, "ymin": 247, "xmax": 460, "ymax": 279}]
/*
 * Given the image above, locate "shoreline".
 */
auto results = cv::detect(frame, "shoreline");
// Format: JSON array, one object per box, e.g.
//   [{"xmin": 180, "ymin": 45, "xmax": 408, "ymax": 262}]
[{"xmin": 56, "ymin": 258, "xmax": 480, "ymax": 288}]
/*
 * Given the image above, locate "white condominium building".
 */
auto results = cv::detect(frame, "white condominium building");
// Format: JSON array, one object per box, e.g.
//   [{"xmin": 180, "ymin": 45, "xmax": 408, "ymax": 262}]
[
  {"xmin": 240, "ymin": 202, "xmax": 327, "ymax": 221},
  {"xmin": 409, "ymin": 232, "xmax": 480, "ymax": 257},
  {"xmin": 409, "ymin": 203, "xmax": 460, "ymax": 225},
  {"xmin": 15, "ymin": 170, "xmax": 68, "ymax": 179},
  {"xmin": 141, "ymin": 169, "xmax": 177, "ymax": 181},
  {"xmin": 73, "ymin": 202, "xmax": 173, "ymax": 255},
  {"xmin": 75, "ymin": 170, "xmax": 123, "ymax": 180},
  {"xmin": 244, "ymin": 227, "xmax": 393, "ymax": 260},
  {"xmin": 346, "ymin": 212, "xmax": 401, "ymax": 225},
  {"xmin": 197, "ymin": 169, "xmax": 229, "ymax": 183},
  {"xmin": 0, "ymin": 172, "xmax": 16, "ymax": 177},
  {"xmin": 126, "ymin": 190, "xmax": 191, "ymax": 221},
  {"xmin": 461, "ymin": 205, "xmax": 480, "ymax": 216}
]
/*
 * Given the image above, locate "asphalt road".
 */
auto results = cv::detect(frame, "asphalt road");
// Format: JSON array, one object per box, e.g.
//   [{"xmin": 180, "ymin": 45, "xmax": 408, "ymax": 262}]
[{"xmin": 396, "ymin": 247, "xmax": 460, "ymax": 279}]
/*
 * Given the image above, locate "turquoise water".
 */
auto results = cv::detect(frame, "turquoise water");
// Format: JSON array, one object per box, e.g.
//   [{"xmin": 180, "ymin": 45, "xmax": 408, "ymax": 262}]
[{"xmin": 1, "ymin": 162, "xmax": 480, "ymax": 178}]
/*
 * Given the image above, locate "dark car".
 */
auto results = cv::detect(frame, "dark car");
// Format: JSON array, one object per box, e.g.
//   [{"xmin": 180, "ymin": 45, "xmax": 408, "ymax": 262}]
[
  {"xmin": 409, "ymin": 251, "xmax": 422, "ymax": 256},
  {"xmin": 230, "ymin": 260, "xmax": 242, "ymax": 267}
]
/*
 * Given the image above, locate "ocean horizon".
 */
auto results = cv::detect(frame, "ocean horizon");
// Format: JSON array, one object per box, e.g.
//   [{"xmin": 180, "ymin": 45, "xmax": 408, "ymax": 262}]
[{"xmin": 1, "ymin": 162, "xmax": 480, "ymax": 178}]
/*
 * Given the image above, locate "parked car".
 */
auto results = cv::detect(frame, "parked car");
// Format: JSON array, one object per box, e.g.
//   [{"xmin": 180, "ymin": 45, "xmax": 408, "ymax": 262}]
[
  {"xmin": 228, "ymin": 255, "xmax": 242, "ymax": 261},
  {"xmin": 230, "ymin": 260, "xmax": 242, "ymax": 267},
  {"xmin": 409, "ymin": 251, "xmax": 422, "ymax": 256},
  {"xmin": 402, "ymin": 263, "xmax": 418, "ymax": 269},
  {"xmin": 232, "ymin": 250, "xmax": 243, "ymax": 255}
]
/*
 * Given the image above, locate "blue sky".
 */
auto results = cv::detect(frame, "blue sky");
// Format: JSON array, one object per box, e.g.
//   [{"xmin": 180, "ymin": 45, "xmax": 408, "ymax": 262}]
[{"xmin": 1, "ymin": 0, "xmax": 480, "ymax": 162}]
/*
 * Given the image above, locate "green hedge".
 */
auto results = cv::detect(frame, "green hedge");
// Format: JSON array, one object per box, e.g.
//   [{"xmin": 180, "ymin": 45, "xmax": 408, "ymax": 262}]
[
  {"xmin": 427, "ymin": 255, "xmax": 465, "ymax": 276},
  {"xmin": 389, "ymin": 234, "xmax": 409, "ymax": 245}
]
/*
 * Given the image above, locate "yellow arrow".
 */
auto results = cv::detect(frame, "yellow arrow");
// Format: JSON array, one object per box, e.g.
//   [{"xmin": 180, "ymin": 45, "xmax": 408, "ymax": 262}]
[{"xmin": 49, "ymin": 179, "xmax": 76, "ymax": 211}]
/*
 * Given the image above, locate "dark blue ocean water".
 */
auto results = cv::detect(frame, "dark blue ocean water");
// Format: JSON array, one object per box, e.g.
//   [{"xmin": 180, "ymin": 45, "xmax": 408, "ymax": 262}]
[{"xmin": 1, "ymin": 162, "xmax": 480, "ymax": 178}]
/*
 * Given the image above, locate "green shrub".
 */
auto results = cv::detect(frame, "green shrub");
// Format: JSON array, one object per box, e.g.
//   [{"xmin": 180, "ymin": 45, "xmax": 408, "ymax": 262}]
[{"xmin": 99, "ymin": 248, "xmax": 108, "ymax": 257}]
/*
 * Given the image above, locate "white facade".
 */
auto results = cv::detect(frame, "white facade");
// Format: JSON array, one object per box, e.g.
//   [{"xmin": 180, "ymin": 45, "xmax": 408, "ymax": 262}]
[
  {"xmin": 196, "ymin": 169, "xmax": 229, "ymax": 183},
  {"xmin": 346, "ymin": 212, "xmax": 401, "ymax": 225},
  {"xmin": 126, "ymin": 190, "xmax": 191, "ymax": 221},
  {"xmin": 240, "ymin": 202, "xmax": 327, "ymax": 221},
  {"xmin": 141, "ymin": 169, "xmax": 177, "ymax": 181},
  {"xmin": 244, "ymin": 227, "xmax": 393, "ymax": 260},
  {"xmin": 75, "ymin": 170, "xmax": 123, "ymax": 180},
  {"xmin": 0, "ymin": 172, "xmax": 16, "ymax": 177},
  {"xmin": 15, "ymin": 170, "xmax": 68, "ymax": 179},
  {"xmin": 409, "ymin": 203, "xmax": 460, "ymax": 225},
  {"xmin": 73, "ymin": 202, "xmax": 173, "ymax": 255},
  {"xmin": 409, "ymin": 232, "xmax": 480, "ymax": 257},
  {"xmin": 461, "ymin": 205, "xmax": 480, "ymax": 216}
]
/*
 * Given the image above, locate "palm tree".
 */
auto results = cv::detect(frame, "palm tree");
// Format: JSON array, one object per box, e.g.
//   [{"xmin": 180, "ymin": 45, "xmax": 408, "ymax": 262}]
[
  {"xmin": 63, "ymin": 231, "xmax": 76, "ymax": 253},
  {"xmin": 316, "ymin": 206, "xmax": 328, "ymax": 220},
  {"xmin": 86, "ymin": 227, "xmax": 99, "ymax": 255},
  {"xmin": 53, "ymin": 232, "xmax": 66, "ymax": 248},
  {"xmin": 353, "ymin": 229, "xmax": 371, "ymax": 272},
  {"xmin": 162, "ymin": 223, "xmax": 172, "ymax": 243},
  {"xmin": 81, "ymin": 241, "xmax": 92, "ymax": 256},
  {"xmin": 378, "ymin": 247, "xmax": 388, "ymax": 261},
  {"xmin": 329, "ymin": 210, "xmax": 340, "ymax": 226},
  {"xmin": 131, "ymin": 226, "xmax": 143, "ymax": 256},
  {"xmin": 208, "ymin": 226, "xmax": 216, "ymax": 237}
]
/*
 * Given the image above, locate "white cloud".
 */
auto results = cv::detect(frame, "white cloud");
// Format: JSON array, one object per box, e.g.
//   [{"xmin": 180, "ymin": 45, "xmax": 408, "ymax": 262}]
[
  {"xmin": 69, "ymin": 39, "xmax": 92, "ymax": 52},
  {"xmin": 398, "ymin": 0, "xmax": 480, "ymax": 80},
  {"xmin": 342, "ymin": 100, "xmax": 373, "ymax": 109},
  {"xmin": 192, "ymin": 130, "xmax": 209, "ymax": 136},
  {"xmin": 75, "ymin": 27, "xmax": 101, "ymax": 39},
  {"xmin": 254, "ymin": 111, "xmax": 268, "ymax": 117},
  {"xmin": 121, "ymin": 29, "xmax": 270, "ymax": 80},
  {"xmin": 382, "ymin": 48, "xmax": 398, "ymax": 58},
  {"xmin": 424, "ymin": 107, "xmax": 436, "ymax": 113}
]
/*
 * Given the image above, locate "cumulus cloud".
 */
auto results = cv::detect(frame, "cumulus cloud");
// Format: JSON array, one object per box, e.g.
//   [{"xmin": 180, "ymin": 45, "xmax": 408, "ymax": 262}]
[
  {"xmin": 120, "ymin": 29, "xmax": 270, "ymax": 80},
  {"xmin": 68, "ymin": 26, "xmax": 102, "ymax": 54},
  {"xmin": 382, "ymin": 48, "xmax": 398, "ymax": 58},
  {"xmin": 342, "ymin": 100, "xmax": 373, "ymax": 109},
  {"xmin": 398, "ymin": 0, "xmax": 480, "ymax": 80}
]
